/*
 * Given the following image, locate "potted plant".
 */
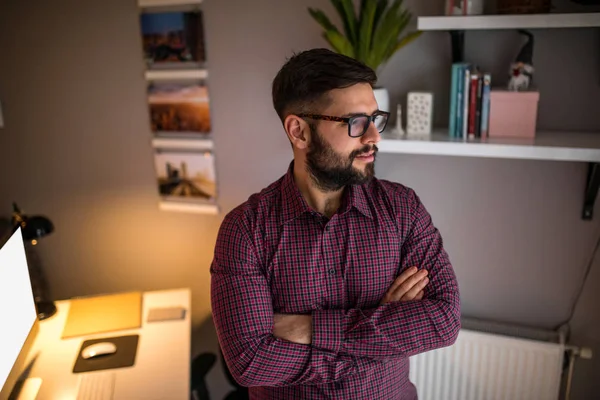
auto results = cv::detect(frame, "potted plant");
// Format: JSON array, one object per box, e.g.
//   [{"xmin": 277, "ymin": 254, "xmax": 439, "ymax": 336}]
[{"xmin": 308, "ymin": 0, "xmax": 422, "ymax": 113}]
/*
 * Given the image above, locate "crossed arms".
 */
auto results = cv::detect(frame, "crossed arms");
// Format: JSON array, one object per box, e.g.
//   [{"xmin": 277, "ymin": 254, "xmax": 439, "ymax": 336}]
[{"xmin": 210, "ymin": 194, "xmax": 460, "ymax": 387}]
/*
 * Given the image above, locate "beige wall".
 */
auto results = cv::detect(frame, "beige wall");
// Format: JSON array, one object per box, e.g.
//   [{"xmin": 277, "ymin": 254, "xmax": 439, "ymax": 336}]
[{"xmin": 1, "ymin": 0, "xmax": 599, "ymax": 398}]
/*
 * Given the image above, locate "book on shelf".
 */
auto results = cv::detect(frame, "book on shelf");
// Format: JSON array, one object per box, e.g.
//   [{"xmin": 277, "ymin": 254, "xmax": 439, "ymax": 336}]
[{"xmin": 448, "ymin": 63, "xmax": 491, "ymax": 140}]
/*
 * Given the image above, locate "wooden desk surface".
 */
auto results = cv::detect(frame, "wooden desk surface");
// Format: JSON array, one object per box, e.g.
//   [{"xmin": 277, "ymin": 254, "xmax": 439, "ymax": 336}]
[{"xmin": 24, "ymin": 288, "xmax": 191, "ymax": 400}]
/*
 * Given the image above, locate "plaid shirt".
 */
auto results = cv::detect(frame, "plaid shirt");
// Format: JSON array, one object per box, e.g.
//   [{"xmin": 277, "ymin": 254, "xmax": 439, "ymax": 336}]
[{"xmin": 211, "ymin": 163, "xmax": 460, "ymax": 399}]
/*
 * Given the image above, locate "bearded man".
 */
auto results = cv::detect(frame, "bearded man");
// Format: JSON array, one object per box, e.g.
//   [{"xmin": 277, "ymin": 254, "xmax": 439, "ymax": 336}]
[{"xmin": 210, "ymin": 48, "xmax": 461, "ymax": 400}]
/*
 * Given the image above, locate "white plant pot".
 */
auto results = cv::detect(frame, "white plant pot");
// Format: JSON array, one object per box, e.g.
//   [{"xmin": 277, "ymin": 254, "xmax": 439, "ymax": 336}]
[{"xmin": 373, "ymin": 87, "xmax": 390, "ymax": 113}]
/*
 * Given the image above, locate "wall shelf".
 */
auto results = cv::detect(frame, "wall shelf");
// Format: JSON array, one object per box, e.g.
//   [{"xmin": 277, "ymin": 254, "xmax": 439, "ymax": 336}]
[
  {"xmin": 152, "ymin": 138, "xmax": 213, "ymax": 150},
  {"xmin": 145, "ymin": 69, "xmax": 208, "ymax": 81},
  {"xmin": 418, "ymin": 12, "xmax": 600, "ymax": 31},
  {"xmin": 379, "ymin": 130, "xmax": 600, "ymax": 163},
  {"xmin": 419, "ymin": 12, "xmax": 600, "ymax": 62},
  {"xmin": 380, "ymin": 130, "xmax": 600, "ymax": 219},
  {"xmin": 159, "ymin": 201, "xmax": 219, "ymax": 215},
  {"xmin": 139, "ymin": 0, "xmax": 202, "ymax": 8}
]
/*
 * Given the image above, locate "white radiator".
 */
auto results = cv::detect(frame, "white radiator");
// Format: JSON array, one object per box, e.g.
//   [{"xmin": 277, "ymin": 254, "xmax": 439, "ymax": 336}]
[{"xmin": 409, "ymin": 328, "xmax": 565, "ymax": 400}]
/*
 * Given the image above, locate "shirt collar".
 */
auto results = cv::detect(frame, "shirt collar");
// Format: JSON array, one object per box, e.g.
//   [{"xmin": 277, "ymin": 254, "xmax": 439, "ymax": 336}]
[
  {"xmin": 281, "ymin": 161, "xmax": 374, "ymax": 223},
  {"xmin": 344, "ymin": 181, "xmax": 373, "ymax": 220},
  {"xmin": 281, "ymin": 162, "xmax": 312, "ymax": 223}
]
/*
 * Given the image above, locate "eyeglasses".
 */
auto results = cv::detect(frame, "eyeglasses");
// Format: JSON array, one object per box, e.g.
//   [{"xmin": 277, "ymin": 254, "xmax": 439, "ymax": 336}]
[{"xmin": 297, "ymin": 111, "xmax": 390, "ymax": 138}]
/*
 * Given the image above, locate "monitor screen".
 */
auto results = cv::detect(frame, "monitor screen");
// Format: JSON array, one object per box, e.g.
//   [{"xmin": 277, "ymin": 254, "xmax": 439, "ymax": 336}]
[{"xmin": 0, "ymin": 228, "xmax": 38, "ymax": 398}]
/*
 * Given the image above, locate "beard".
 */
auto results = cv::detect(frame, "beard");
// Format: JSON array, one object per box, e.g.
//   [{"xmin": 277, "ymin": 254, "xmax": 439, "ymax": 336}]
[{"xmin": 305, "ymin": 124, "xmax": 377, "ymax": 192}]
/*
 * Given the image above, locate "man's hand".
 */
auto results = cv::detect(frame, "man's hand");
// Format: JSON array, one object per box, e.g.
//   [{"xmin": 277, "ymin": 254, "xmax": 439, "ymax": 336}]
[
  {"xmin": 273, "ymin": 314, "xmax": 312, "ymax": 345},
  {"xmin": 380, "ymin": 266, "xmax": 429, "ymax": 305}
]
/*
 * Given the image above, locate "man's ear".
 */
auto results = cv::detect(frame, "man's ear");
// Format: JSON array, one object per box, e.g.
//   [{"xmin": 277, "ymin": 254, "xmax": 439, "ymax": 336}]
[{"xmin": 284, "ymin": 115, "xmax": 310, "ymax": 150}]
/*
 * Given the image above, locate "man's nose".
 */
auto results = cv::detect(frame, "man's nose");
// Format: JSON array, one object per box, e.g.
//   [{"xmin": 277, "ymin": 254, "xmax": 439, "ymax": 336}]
[{"xmin": 362, "ymin": 121, "xmax": 381, "ymax": 145}]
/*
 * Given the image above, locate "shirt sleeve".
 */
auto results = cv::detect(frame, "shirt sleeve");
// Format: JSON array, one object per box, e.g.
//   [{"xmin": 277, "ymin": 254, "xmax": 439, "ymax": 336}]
[
  {"xmin": 210, "ymin": 207, "xmax": 379, "ymax": 387},
  {"xmin": 311, "ymin": 188, "xmax": 461, "ymax": 360}
]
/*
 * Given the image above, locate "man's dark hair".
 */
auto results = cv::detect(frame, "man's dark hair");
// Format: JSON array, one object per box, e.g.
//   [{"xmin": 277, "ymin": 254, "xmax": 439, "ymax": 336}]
[{"xmin": 272, "ymin": 48, "xmax": 377, "ymax": 122}]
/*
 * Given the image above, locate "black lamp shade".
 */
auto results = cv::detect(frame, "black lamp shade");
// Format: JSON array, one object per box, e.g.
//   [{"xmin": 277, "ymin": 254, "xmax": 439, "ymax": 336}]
[
  {"xmin": 19, "ymin": 216, "xmax": 54, "ymax": 241},
  {"xmin": 11, "ymin": 202, "xmax": 54, "ymax": 242}
]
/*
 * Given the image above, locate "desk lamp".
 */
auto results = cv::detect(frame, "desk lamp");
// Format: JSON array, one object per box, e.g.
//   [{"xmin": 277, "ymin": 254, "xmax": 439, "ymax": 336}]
[{"xmin": 11, "ymin": 202, "xmax": 57, "ymax": 320}]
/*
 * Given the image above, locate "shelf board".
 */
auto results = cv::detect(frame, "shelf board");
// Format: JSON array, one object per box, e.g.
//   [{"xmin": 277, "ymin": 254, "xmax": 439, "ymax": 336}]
[
  {"xmin": 378, "ymin": 130, "xmax": 600, "ymax": 162},
  {"xmin": 152, "ymin": 138, "xmax": 213, "ymax": 151},
  {"xmin": 418, "ymin": 12, "xmax": 600, "ymax": 31},
  {"xmin": 145, "ymin": 69, "xmax": 208, "ymax": 81},
  {"xmin": 159, "ymin": 201, "xmax": 219, "ymax": 215},
  {"xmin": 139, "ymin": 0, "xmax": 202, "ymax": 8}
]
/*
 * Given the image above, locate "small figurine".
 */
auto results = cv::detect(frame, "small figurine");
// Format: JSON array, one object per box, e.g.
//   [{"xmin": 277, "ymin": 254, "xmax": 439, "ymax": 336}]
[
  {"xmin": 396, "ymin": 103, "xmax": 406, "ymax": 137},
  {"xmin": 508, "ymin": 30, "xmax": 535, "ymax": 91}
]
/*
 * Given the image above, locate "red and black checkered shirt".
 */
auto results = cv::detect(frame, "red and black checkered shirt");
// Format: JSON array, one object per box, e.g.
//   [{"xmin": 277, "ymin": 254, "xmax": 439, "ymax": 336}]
[{"xmin": 211, "ymin": 163, "xmax": 461, "ymax": 399}]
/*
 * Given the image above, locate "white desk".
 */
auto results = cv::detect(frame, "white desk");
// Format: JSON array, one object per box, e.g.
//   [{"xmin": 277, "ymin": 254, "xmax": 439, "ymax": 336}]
[{"xmin": 23, "ymin": 288, "xmax": 191, "ymax": 400}]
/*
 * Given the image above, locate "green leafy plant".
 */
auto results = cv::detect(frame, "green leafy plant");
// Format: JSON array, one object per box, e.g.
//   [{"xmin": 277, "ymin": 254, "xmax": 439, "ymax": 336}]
[{"xmin": 308, "ymin": 0, "xmax": 422, "ymax": 72}]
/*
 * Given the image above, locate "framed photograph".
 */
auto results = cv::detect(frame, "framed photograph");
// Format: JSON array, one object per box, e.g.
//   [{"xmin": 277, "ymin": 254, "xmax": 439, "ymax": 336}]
[
  {"xmin": 140, "ymin": 11, "xmax": 206, "ymax": 67},
  {"xmin": 148, "ymin": 82, "xmax": 211, "ymax": 133},
  {"xmin": 153, "ymin": 149, "xmax": 217, "ymax": 202}
]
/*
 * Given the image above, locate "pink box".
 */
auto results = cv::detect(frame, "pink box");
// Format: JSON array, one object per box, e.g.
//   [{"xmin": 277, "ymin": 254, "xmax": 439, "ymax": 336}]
[{"xmin": 489, "ymin": 90, "xmax": 540, "ymax": 138}]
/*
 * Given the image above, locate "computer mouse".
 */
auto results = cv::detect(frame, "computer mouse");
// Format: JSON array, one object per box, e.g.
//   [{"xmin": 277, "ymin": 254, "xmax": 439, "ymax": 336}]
[{"xmin": 81, "ymin": 342, "xmax": 117, "ymax": 359}]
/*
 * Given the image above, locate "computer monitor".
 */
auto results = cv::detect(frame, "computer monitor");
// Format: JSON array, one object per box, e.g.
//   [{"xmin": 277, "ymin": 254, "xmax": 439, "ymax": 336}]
[{"xmin": 0, "ymin": 228, "xmax": 40, "ymax": 400}]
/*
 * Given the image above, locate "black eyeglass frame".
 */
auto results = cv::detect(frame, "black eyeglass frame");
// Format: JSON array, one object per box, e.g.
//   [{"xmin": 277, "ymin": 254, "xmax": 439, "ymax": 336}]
[{"xmin": 297, "ymin": 111, "xmax": 390, "ymax": 138}]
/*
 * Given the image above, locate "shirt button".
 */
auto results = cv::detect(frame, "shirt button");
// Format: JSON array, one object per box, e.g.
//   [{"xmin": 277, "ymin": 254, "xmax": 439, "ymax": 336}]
[{"xmin": 328, "ymin": 268, "xmax": 336, "ymax": 275}]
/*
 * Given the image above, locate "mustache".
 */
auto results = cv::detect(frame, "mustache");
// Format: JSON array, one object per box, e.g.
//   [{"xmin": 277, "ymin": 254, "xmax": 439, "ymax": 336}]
[{"xmin": 351, "ymin": 145, "xmax": 379, "ymax": 159}]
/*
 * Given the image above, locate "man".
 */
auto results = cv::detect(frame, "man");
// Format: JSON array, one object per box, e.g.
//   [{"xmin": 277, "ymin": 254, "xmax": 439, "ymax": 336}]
[{"xmin": 210, "ymin": 48, "xmax": 460, "ymax": 399}]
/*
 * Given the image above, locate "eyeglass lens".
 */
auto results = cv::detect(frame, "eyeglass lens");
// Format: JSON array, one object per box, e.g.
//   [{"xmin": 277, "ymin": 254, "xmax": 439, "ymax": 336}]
[{"xmin": 349, "ymin": 113, "xmax": 388, "ymax": 137}]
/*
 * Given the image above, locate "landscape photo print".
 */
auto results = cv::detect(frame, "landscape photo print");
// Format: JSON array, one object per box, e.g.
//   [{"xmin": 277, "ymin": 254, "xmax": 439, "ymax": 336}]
[
  {"xmin": 140, "ymin": 10, "xmax": 206, "ymax": 67},
  {"xmin": 153, "ymin": 150, "xmax": 217, "ymax": 201},
  {"xmin": 148, "ymin": 82, "xmax": 211, "ymax": 134}
]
